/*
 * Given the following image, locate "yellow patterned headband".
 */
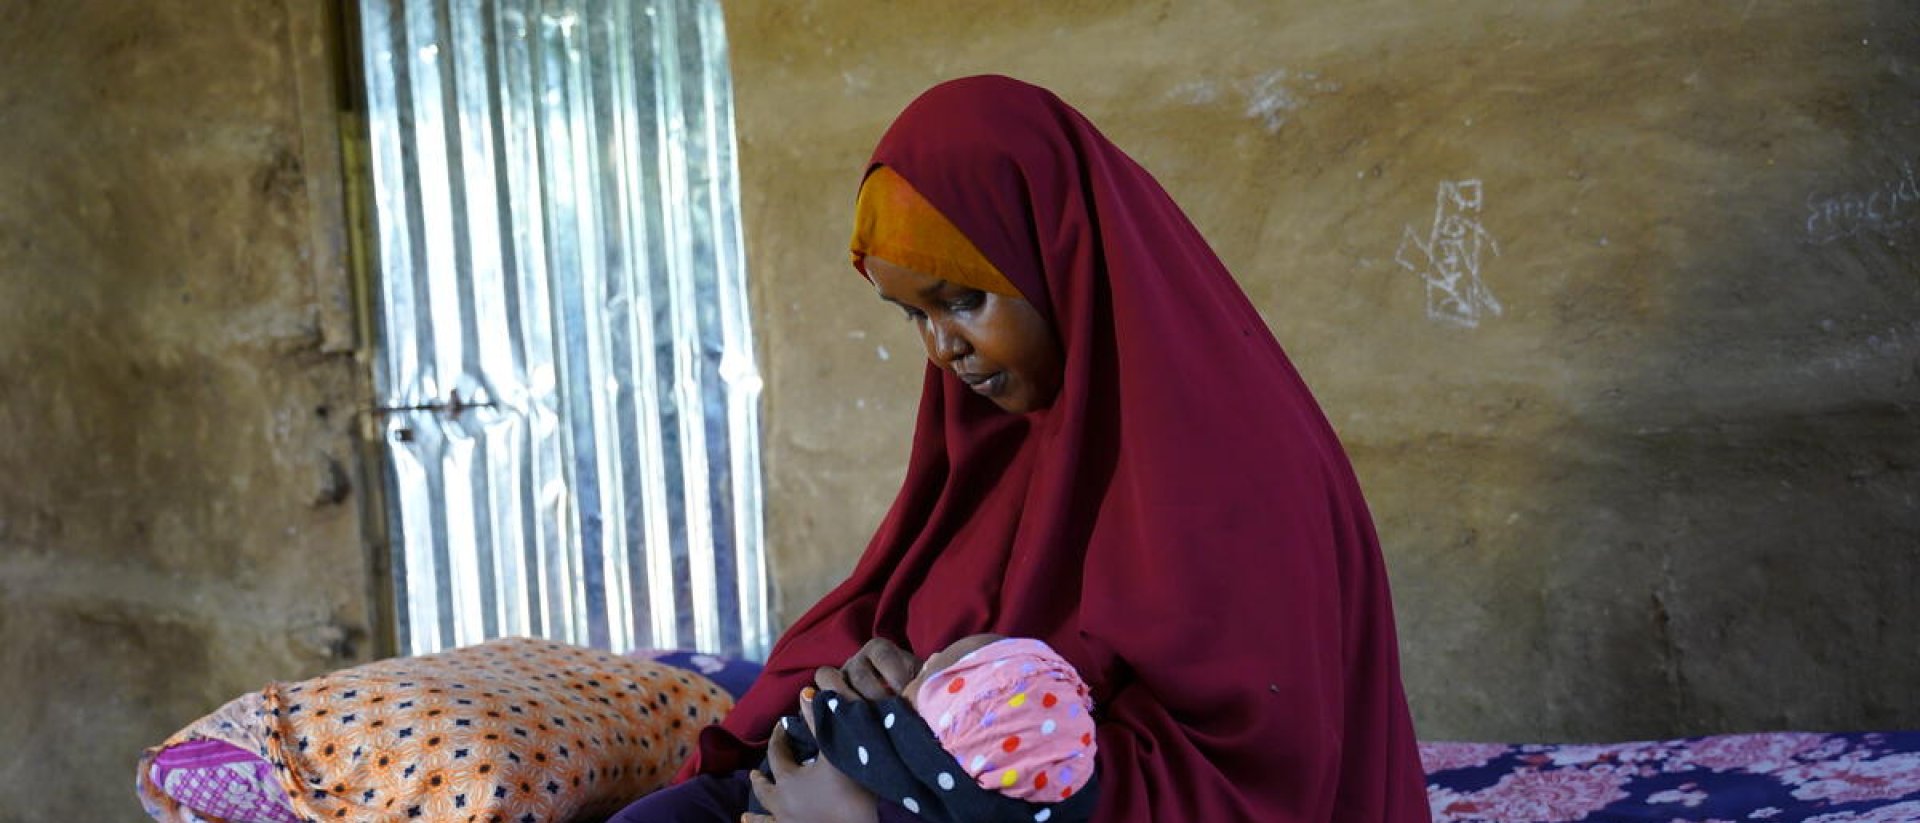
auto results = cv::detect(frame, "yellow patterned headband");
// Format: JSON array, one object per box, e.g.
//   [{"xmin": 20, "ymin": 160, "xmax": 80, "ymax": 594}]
[{"xmin": 849, "ymin": 166, "xmax": 1019, "ymax": 297}]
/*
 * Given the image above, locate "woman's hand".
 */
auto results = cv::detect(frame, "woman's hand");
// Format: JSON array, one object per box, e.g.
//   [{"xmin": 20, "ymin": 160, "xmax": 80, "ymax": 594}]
[
  {"xmin": 747, "ymin": 638, "xmax": 918, "ymax": 823},
  {"xmin": 745, "ymin": 697, "xmax": 877, "ymax": 823},
  {"xmin": 821, "ymin": 637, "xmax": 921, "ymax": 701}
]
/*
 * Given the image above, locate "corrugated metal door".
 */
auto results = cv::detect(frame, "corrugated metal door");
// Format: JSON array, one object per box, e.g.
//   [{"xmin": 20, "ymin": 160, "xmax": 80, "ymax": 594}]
[{"xmin": 353, "ymin": 0, "xmax": 768, "ymax": 659}]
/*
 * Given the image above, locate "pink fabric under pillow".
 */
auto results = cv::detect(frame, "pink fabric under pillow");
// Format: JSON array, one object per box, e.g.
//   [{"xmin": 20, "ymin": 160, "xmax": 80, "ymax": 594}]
[{"xmin": 146, "ymin": 739, "xmax": 299, "ymax": 823}]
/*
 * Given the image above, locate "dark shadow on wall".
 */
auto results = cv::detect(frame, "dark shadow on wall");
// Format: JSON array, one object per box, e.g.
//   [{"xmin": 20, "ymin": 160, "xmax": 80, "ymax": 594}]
[
  {"xmin": 1591, "ymin": 5, "xmax": 1908, "ymax": 741},
  {"xmin": 1581, "ymin": 0, "xmax": 1920, "ymax": 735}
]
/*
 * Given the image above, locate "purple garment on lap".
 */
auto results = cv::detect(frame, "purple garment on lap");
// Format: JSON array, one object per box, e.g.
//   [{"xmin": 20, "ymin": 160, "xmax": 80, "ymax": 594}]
[
  {"xmin": 605, "ymin": 770, "xmax": 922, "ymax": 823},
  {"xmin": 607, "ymin": 771, "xmax": 754, "ymax": 823}
]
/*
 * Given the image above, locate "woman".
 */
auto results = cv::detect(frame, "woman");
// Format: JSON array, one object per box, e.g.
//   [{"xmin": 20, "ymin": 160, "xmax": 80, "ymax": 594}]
[{"xmin": 610, "ymin": 75, "xmax": 1430, "ymax": 823}]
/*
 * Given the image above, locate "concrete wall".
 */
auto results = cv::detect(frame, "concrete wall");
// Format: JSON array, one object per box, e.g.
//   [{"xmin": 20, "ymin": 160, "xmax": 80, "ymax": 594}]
[
  {"xmin": 0, "ymin": 2, "xmax": 373, "ymax": 820},
  {"xmin": 4, "ymin": 1, "xmax": 1918, "ymax": 820},
  {"xmin": 724, "ymin": 0, "xmax": 1920, "ymax": 745}
]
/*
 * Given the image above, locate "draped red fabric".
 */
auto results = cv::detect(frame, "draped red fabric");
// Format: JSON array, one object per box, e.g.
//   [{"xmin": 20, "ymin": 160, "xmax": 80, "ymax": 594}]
[{"xmin": 683, "ymin": 75, "xmax": 1430, "ymax": 823}]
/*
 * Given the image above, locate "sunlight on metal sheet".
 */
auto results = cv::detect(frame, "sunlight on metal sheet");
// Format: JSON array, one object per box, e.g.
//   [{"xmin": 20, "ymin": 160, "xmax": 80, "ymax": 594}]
[{"xmin": 356, "ymin": 0, "xmax": 767, "ymax": 659}]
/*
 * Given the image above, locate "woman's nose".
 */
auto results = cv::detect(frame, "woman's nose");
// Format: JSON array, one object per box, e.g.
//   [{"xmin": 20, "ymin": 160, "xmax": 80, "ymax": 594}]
[{"xmin": 926, "ymin": 320, "xmax": 971, "ymax": 365}]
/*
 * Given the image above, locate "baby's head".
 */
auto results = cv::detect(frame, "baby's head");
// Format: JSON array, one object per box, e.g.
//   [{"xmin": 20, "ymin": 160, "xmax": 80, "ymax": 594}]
[{"xmin": 903, "ymin": 635, "xmax": 1096, "ymax": 803}]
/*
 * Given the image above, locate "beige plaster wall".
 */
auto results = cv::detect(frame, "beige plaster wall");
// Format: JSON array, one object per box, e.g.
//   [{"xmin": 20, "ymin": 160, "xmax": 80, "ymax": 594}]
[
  {"xmin": 4, "ymin": 2, "xmax": 1918, "ymax": 819},
  {"xmin": 0, "ymin": 2, "xmax": 373, "ymax": 820},
  {"xmin": 724, "ymin": 0, "xmax": 1920, "ymax": 744}
]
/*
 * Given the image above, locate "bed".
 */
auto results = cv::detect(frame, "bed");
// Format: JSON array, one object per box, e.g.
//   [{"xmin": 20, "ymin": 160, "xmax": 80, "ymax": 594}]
[
  {"xmin": 139, "ymin": 643, "xmax": 1917, "ymax": 823},
  {"xmin": 1419, "ymin": 732, "xmax": 1920, "ymax": 822}
]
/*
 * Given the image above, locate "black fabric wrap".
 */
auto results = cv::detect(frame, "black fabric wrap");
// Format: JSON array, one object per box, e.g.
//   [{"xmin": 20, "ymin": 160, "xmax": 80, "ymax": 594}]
[{"xmin": 746, "ymin": 690, "xmax": 1097, "ymax": 823}]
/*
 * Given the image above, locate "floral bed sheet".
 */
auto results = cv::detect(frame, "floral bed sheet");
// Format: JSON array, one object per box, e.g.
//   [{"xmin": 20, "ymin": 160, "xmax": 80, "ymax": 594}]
[{"xmin": 1420, "ymin": 732, "xmax": 1920, "ymax": 823}]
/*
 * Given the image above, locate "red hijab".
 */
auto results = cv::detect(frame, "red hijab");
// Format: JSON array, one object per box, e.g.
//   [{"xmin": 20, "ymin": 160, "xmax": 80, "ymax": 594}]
[{"xmin": 689, "ymin": 75, "xmax": 1430, "ymax": 823}]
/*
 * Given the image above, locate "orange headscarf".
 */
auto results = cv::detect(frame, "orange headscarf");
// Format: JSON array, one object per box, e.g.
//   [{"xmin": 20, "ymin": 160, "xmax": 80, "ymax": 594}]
[{"xmin": 850, "ymin": 165, "xmax": 1019, "ymax": 296}]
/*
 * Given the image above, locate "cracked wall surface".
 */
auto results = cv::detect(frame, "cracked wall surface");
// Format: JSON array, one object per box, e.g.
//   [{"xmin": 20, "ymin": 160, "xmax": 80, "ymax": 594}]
[{"xmin": 0, "ymin": 2, "xmax": 371, "ymax": 820}]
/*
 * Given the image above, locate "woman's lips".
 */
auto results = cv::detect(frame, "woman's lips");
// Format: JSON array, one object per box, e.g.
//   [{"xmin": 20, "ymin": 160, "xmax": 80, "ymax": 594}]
[{"xmin": 960, "ymin": 371, "xmax": 1006, "ymax": 397}]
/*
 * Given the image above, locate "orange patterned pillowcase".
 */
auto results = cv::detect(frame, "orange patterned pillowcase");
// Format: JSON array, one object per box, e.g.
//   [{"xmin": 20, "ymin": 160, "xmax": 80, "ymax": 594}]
[{"xmin": 139, "ymin": 637, "xmax": 734, "ymax": 823}]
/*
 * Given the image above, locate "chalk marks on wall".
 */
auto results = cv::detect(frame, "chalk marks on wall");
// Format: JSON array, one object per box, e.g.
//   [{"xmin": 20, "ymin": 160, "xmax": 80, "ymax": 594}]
[
  {"xmin": 1805, "ymin": 160, "xmax": 1919, "ymax": 244},
  {"xmin": 1396, "ymin": 179, "xmax": 1504, "ymax": 328},
  {"xmin": 1166, "ymin": 69, "xmax": 1341, "ymax": 134}
]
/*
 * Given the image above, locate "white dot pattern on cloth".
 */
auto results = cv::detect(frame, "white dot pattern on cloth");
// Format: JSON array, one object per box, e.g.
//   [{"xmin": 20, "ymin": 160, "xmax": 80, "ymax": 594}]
[
  {"xmin": 1035, "ymin": 809, "xmax": 1052, "ymax": 821},
  {"xmin": 1042, "ymin": 718, "xmax": 1057, "ymax": 735},
  {"xmin": 828, "ymin": 697, "xmax": 840, "ymax": 712},
  {"xmin": 970, "ymin": 754, "xmax": 987, "ymax": 771},
  {"xmin": 939, "ymin": 711, "xmax": 953, "ymax": 729},
  {"xmin": 903, "ymin": 797, "xmax": 921, "ymax": 814},
  {"xmin": 858, "ymin": 745, "xmax": 870, "ymax": 765},
  {"xmin": 885, "ymin": 712, "xmax": 896, "ymax": 729},
  {"xmin": 938, "ymin": 772, "xmax": 955, "ymax": 790}
]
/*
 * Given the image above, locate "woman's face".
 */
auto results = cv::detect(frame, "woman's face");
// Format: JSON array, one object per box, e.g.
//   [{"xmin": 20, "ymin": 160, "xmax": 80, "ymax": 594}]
[{"xmin": 866, "ymin": 256, "xmax": 1063, "ymax": 414}]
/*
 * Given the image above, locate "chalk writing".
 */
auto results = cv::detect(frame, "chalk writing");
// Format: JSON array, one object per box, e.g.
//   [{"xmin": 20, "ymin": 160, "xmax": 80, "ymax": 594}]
[
  {"xmin": 1396, "ymin": 180, "xmax": 1503, "ymax": 328},
  {"xmin": 1805, "ymin": 160, "xmax": 1920, "ymax": 243}
]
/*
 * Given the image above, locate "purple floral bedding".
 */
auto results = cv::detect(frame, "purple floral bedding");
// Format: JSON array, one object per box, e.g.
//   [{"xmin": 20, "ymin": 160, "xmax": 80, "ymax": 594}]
[{"xmin": 1420, "ymin": 732, "xmax": 1920, "ymax": 823}]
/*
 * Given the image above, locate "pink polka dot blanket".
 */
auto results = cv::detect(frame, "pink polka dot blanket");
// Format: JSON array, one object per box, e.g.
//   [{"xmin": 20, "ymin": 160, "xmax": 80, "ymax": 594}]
[
  {"xmin": 136, "ymin": 638, "xmax": 738, "ymax": 823},
  {"xmin": 911, "ymin": 637, "xmax": 1097, "ymax": 802},
  {"xmin": 1419, "ymin": 731, "xmax": 1920, "ymax": 822}
]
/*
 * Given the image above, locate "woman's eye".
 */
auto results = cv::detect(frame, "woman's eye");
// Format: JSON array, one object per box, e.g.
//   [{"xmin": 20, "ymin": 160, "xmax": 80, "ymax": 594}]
[
  {"xmin": 947, "ymin": 291, "xmax": 985, "ymax": 312},
  {"xmin": 899, "ymin": 305, "xmax": 926, "ymax": 322}
]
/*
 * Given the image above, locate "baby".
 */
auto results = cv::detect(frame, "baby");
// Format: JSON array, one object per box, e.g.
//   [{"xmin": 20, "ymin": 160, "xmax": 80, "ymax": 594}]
[{"xmin": 750, "ymin": 635, "xmax": 1099, "ymax": 823}]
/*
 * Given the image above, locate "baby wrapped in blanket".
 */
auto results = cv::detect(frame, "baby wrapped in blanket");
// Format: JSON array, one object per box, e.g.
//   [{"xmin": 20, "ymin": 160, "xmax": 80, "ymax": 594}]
[{"xmin": 750, "ymin": 635, "xmax": 1099, "ymax": 823}]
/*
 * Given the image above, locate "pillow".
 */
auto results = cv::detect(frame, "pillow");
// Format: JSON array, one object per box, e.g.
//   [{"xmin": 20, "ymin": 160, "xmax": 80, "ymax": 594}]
[{"xmin": 138, "ymin": 637, "xmax": 734, "ymax": 823}]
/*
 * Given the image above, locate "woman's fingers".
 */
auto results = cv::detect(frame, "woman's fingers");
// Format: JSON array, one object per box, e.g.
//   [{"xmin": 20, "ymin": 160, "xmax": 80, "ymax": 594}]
[
  {"xmin": 743, "ymin": 772, "xmax": 778, "ymax": 822},
  {"xmin": 751, "ymin": 739, "xmax": 877, "ymax": 822},
  {"xmin": 841, "ymin": 638, "xmax": 921, "ymax": 699},
  {"xmin": 797, "ymin": 688, "xmax": 819, "ymax": 733},
  {"xmin": 865, "ymin": 638, "xmax": 922, "ymax": 693},
  {"xmin": 765, "ymin": 716, "xmax": 801, "ymax": 777},
  {"xmin": 841, "ymin": 654, "xmax": 892, "ymax": 700},
  {"xmin": 747, "ymin": 767, "xmax": 775, "ymax": 793},
  {"xmin": 812, "ymin": 665, "xmax": 855, "ymax": 697},
  {"xmin": 838, "ymin": 638, "xmax": 922, "ymax": 700},
  {"xmin": 821, "ymin": 637, "xmax": 925, "ymax": 703}
]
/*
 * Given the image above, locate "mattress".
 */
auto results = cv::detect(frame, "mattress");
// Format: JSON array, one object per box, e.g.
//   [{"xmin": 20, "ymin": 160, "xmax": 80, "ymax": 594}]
[{"xmin": 1420, "ymin": 731, "xmax": 1920, "ymax": 822}]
